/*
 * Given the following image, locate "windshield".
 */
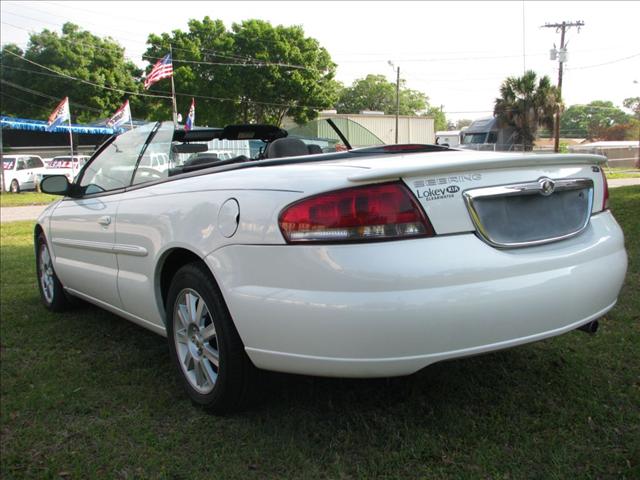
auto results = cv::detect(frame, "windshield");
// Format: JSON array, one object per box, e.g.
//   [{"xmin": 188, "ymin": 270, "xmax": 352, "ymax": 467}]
[
  {"xmin": 169, "ymin": 117, "xmax": 383, "ymax": 166},
  {"xmin": 76, "ymin": 118, "xmax": 389, "ymax": 185},
  {"xmin": 462, "ymin": 133, "xmax": 489, "ymax": 144},
  {"xmin": 286, "ymin": 118, "xmax": 384, "ymax": 150},
  {"xmin": 49, "ymin": 158, "xmax": 74, "ymax": 168},
  {"xmin": 2, "ymin": 159, "xmax": 15, "ymax": 170},
  {"xmin": 49, "ymin": 156, "xmax": 90, "ymax": 168},
  {"xmin": 80, "ymin": 123, "xmax": 159, "ymax": 193}
]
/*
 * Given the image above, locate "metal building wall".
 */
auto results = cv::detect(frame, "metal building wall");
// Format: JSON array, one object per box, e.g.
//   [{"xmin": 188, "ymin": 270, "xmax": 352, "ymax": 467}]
[{"xmin": 317, "ymin": 113, "xmax": 435, "ymax": 145}]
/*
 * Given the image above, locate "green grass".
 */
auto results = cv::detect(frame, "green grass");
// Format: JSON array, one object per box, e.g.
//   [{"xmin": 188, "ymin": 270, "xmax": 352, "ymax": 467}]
[
  {"xmin": 604, "ymin": 167, "xmax": 640, "ymax": 179},
  {"xmin": 0, "ymin": 192, "xmax": 59, "ymax": 207},
  {"xmin": 1, "ymin": 187, "xmax": 639, "ymax": 479}
]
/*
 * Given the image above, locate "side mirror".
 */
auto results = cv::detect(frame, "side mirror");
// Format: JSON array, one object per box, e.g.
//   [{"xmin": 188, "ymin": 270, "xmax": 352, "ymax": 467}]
[{"xmin": 40, "ymin": 175, "xmax": 71, "ymax": 196}]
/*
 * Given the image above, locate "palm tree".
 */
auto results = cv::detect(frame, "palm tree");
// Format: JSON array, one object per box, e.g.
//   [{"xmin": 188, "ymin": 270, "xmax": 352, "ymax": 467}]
[{"xmin": 494, "ymin": 70, "xmax": 561, "ymax": 151}]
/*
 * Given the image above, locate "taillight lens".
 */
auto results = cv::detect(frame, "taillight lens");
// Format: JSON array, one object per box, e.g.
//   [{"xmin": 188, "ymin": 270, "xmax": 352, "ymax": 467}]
[
  {"xmin": 279, "ymin": 182, "xmax": 435, "ymax": 243},
  {"xmin": 600, "ymin": 169, "xmax": 609, "ymax": 210}
]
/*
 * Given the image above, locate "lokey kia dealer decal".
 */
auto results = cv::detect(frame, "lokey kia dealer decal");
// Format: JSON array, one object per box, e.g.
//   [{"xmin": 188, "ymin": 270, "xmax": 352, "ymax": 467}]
[{"xmin": 413, "ymin": 174, "xmax": 481, "ymax": 201}]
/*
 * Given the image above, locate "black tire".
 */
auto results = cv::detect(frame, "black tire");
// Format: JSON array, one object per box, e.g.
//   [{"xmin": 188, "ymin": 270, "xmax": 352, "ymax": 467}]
[
  {"xmin": 166, "ymin": 262, "xmax": 258, "ymax": 413},
  {"xmin": 36, "ymin": 233, "xmax": 70, "ymax": 312},
  {"xmin": 10, "ymin": 179, "xmax": 20, "ymax": 193}
]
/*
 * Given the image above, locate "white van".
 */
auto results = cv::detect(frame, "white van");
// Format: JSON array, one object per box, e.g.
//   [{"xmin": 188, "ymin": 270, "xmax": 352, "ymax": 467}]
[{"xmin": 2, "ymin": 155, "xmax": 46, "ymax": 192}]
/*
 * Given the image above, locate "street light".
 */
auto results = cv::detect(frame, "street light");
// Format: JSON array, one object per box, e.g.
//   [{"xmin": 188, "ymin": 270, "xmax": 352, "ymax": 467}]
[{"xmin": 388, "ymin": 60, "xmax": 400, "ymax": 144}]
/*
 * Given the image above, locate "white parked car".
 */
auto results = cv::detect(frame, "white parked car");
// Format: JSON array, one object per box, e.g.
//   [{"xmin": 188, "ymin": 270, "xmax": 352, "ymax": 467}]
[
  {"xmin": 36, "ymin": 121, "xmax": 627, "ymax": 412},
  {"xmin": 2, "ymin": 154, "xmax": 46, "ymax": 192},
  {"xmin": 40, "ymin": 155, "xmax": 91, "ymax": 183}
]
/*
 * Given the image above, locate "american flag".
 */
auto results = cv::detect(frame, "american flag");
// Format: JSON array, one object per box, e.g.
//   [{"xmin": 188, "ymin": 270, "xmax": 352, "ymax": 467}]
[{"xmin": 144, "ymin": 53, "xmax": 173, "ymax": 89}]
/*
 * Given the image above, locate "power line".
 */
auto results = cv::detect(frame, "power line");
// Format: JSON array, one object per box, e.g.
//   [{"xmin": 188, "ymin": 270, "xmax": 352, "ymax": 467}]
[
  {"xmin": 3, "ymin": 49, "xmax": 172, "ymax": 99},
  {"xmin": 566, "ymin": 52, "xmax": 640, "ymax": 71},
  {"xmin": 1, "ymin": 7, "xmax": 316, "ymax": 68},
  {"xmin": 0, "ymin": 19, "xmax": 313, "ymax": 70},
  {"xmin": 0, "ymin": 78, "xmax": 104, "ymax": 112},
  {"xmin": 0, "ymin": 89, "xmax": 100, "ymax": 115},
  {"xmin": 2, "ymin": 49, "xmax": 329, "ymax": 110},
  {"xmin": 542, "ymin": 20, "xmax": 585, "ymax": 153}
]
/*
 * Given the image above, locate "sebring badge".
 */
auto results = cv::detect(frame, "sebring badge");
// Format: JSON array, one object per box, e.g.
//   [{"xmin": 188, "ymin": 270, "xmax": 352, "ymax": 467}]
[{"xmin": 538, "ymin": 177, "xmax": 556, "ymax": 196}]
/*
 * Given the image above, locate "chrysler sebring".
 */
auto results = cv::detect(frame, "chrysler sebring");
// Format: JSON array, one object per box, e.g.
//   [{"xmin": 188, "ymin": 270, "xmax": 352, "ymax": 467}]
[{"xmin": 36, "ymin": 120, "xmax": 627, "ymax": 412}]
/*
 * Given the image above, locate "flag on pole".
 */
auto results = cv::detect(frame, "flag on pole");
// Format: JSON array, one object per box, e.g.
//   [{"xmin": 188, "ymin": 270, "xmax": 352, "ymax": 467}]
[
  {"xmin": 144, "ymin": 53, "xmax": 173, "ymax": 89},
  {"xmin": 47, "ymin": 97, "xmax": 70, "ymax": 131},
  {"xmin": 106, "ymin": 100, "xmax": 132, "ymax": 128},
  {"xmin": 184, "ymin": 98, "xmax": 195, "ymax": 131}
]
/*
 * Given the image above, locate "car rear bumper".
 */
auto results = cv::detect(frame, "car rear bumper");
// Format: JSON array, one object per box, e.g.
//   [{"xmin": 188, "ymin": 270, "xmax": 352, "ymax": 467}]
[{"xmin": 206, "ymin": 211, "xmax": 627, "ymax": 377}]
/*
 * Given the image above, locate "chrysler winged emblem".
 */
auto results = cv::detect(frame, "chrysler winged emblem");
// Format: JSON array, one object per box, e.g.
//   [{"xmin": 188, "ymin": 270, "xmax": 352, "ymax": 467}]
[{"xmin": 538, "ymin": 177, "xmax": 556, "ymax": 196}]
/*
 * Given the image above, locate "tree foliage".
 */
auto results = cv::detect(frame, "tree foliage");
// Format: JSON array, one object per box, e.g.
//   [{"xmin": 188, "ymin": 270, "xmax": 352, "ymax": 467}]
[
  {"xmin": 560, "ymin": 100, "xmax": 631, "ymax": 139},
  {"xmin": 335, "ymin": 74, "xmax": 429, "ymax": 116},
  {"xmin": 623, "ymin": 97, "xmax": 640, "ymax": 119},
  {"xmin": 494, "ymin": 70, "xmax": 560, "ymax": 150},
  {"xmin": 423, "ymin": 106, "xmax": 447, "ymax": 131},
  {"xmin": 143, "ymin": 18, "xmax": 339, "ymax": 126},
  {"xmin": 454, "ymin": 118, "xmax": 473, "ymax": 129},
  {"xmin": 1, "ymin": 23, "xmax": 143, "ymax": 122},
  {"xmin": 335, "ymin": 74, "xmax": 447, "ymax": 129}
]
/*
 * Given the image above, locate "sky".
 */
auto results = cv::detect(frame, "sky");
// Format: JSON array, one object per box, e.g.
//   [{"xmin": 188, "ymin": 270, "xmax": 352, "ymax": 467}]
[{"xmin": 1, "ymin": 1, "xmax": 639, "ymax": 122}]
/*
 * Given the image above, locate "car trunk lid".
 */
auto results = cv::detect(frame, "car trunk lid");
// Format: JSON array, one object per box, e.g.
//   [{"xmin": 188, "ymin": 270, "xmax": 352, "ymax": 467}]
[{"xmin": 342, "ymin": 151, "xmax": 607, "ymax": 248}]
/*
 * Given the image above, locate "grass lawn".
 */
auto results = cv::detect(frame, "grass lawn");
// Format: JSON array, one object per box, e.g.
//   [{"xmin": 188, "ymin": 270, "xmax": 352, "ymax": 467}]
[
  {"xmin": 1, "ymin": 187, "xmax": 638, "ymax": 479},
  {"xmin": 0, "ymin": 192, "xmax": 59, "ymax": 208},
  {"xmin": 604, "ymin": 167, "xmax": 640, "ymax": 179}
]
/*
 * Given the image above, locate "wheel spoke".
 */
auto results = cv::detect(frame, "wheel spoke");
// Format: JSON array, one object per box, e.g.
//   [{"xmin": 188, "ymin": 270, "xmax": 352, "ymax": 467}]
[
  {"xmin": 202, "ymin": 344, "xmax": 219, "ymax": 368},
  {"xmin": 194, "ymin": 360, "xmax": 206, "ymax": 387},
  {"xmin": 183, "ymin": 350, "xmax": 194, "ymax": 371},
  {"xmin": 186, "ymin": 292, "xmax": 198, "ymax": 323},
  {"xmin": 177, "ymin": 304, "xmax": 189, "ymax": 327},
  {"xmin": 175, "ymin": 328, "xmax": 188, "ymax": 345},
  {"xmin": 200, "ymin": 359, "xmax": 216, "ymax": 385},
  {"xmin": 201, "ymin": 323, "xmax": 216, "ymax": 341},
  {"xmin": 194, "ymin": 297, "xmax": 205, "ymax": 324}
]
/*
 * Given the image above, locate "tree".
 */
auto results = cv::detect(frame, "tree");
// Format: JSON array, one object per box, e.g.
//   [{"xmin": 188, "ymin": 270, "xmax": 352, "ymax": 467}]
[
  {"xmin": 623, "ymin": 96, "xmax": 640, "ymax": 168},
  {"xmin": 455, "ymin": 118, "xmax": 473, "ymax": 129},
  {"xmin": 623, "ymin": 97, "xmax": 640, "ymax": 119},
  {"xmin": 494, "ymin": 70, "xmax": 560, "ymax": 150},
  {"xmin": 560, "ymin": 101, "xmax": 632, "ymax": 139},
  {"xmin": 336, "ymin": 74, "xmax": 429, "ymax": 116},
  {"xmin": 423, "ymin": 106, "xmax": 447, "ymax": 131},
  {"xmin": 1, "ymin": 23, "xmax": 144, "ymax": 122},
  {"xmin": 600, "ymin": 124, "xmax": 634, "ymax": 141},
  {"xmin": 143, "ymin": 18, "xmax": 340, "ymax": 126}
]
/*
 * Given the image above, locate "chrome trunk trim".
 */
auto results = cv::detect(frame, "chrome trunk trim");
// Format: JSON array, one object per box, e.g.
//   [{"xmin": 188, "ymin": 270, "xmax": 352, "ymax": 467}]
[{"xmin": 463, "ymin": 177, "xmax": 594, "ymax": 248}]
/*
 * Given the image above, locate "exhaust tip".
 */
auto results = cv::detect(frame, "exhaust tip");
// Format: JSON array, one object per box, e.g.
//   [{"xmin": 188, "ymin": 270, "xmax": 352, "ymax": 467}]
[{"xmin": 577, "ymin": 320, "xmax": 599, "ymax": 334}]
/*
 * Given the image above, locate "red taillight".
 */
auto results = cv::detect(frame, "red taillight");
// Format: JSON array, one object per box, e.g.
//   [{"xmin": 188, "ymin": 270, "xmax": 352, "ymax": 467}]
[
  {"xmin": 600, "ymin": 168, "xmax": 609, "ymax": 210},
  {"xmin": 279, "ymin": 182, "xmax": 435, "ymax": 243}
]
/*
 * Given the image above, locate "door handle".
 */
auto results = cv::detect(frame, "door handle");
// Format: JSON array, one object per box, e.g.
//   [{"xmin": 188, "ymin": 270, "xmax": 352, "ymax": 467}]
[{"xmin": 98, "ymin": 216, "xmax": 112, "ymax": 226}]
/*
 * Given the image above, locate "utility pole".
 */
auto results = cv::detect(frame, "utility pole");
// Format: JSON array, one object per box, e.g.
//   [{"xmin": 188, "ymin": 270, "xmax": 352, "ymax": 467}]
[
  {"xmin": 388, "ymin": 61, "xmax": 400, "ymax": 143},
  {"xmin": 543, "ymin": 20, "xmax": 584, "ymax": 153},
  {"xmin": 169, "ymin": 45, "xmax": 178, "ymax": 124}
]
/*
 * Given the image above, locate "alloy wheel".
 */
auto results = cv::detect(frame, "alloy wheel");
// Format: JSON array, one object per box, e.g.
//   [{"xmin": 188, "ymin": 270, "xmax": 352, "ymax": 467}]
[
  {"xmin": 172, "ymin": 288, "xmax": 220, "ymax": 394},
  {"xmin": 39, "ymin": 243, "xmax": 55, "ymax": 304}
]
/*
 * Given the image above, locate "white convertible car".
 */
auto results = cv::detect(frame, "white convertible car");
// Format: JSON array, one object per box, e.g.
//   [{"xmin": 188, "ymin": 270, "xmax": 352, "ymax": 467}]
[{"xmin": 36, "ymin": 121, "xmax": 627, "ymax": 412}]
